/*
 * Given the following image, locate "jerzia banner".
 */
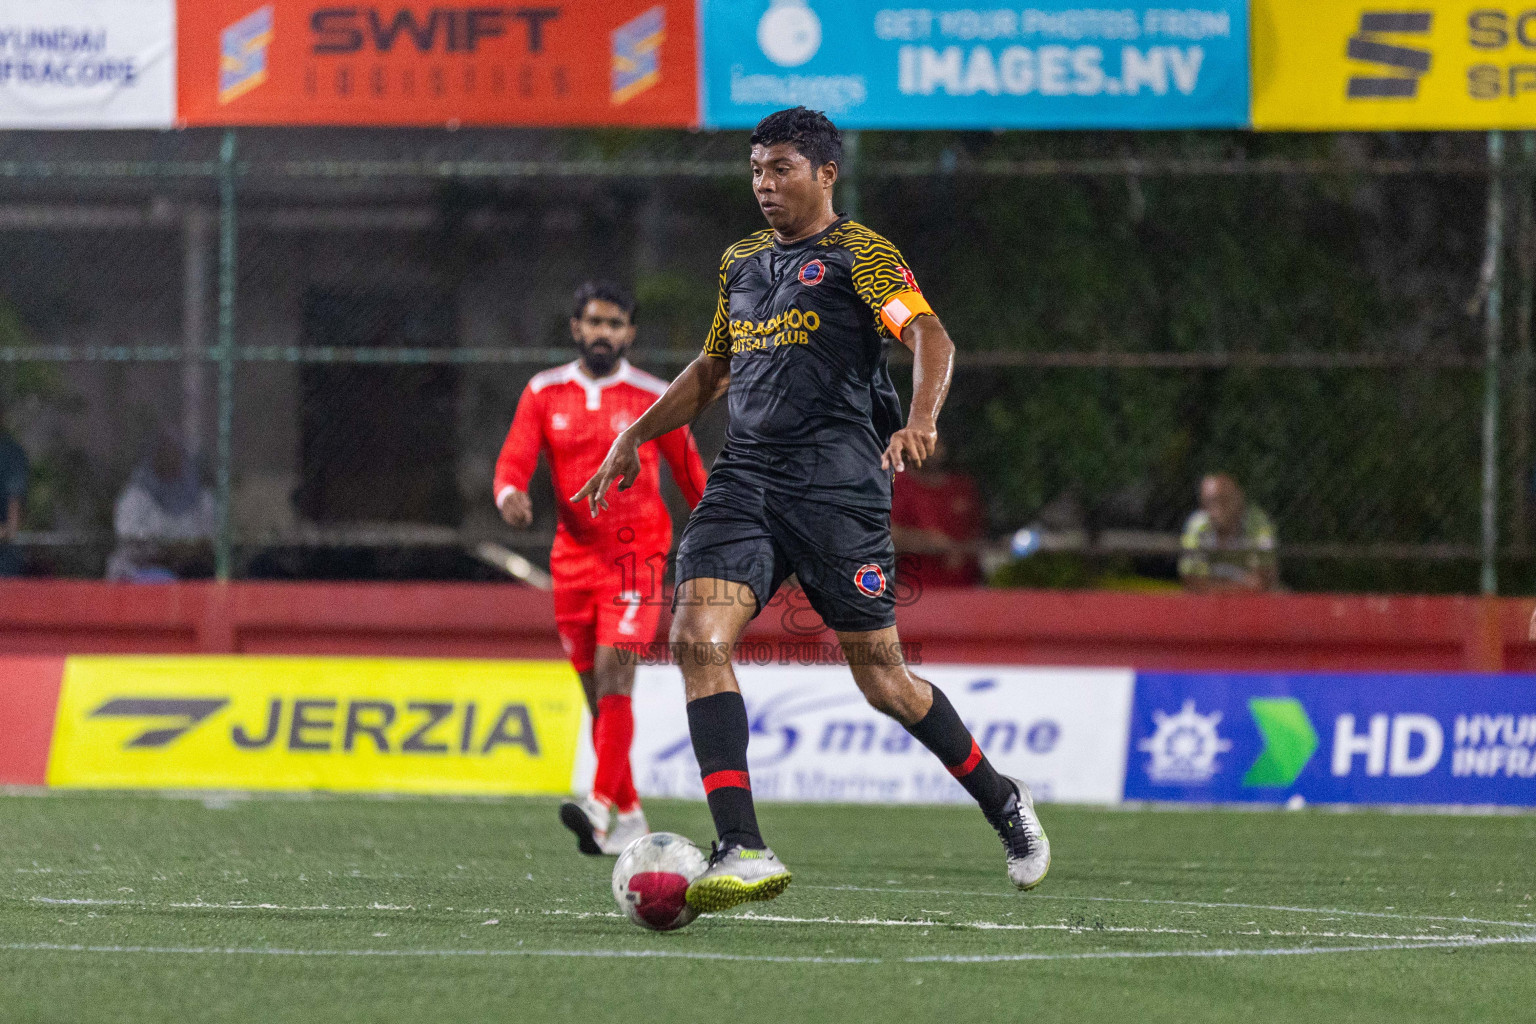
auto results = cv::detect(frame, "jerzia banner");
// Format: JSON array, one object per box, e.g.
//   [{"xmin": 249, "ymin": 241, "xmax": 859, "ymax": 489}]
[
  {"xmin": 176, "ymin": 0, "xmax": 696, "ymax": 126},
  {"xmin": 700, "ymin": 0, "xmax": 1250, "ymax": 128},
  {"xmin": 2, "ymin": 656, "xmax": 583, "ymax": 795}
]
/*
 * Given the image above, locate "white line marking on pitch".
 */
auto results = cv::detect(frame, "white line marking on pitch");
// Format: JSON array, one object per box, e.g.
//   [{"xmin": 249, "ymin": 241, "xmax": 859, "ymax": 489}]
[
  {"xmin": 538, "ymin": 908, "xmax": 1203, "ymax": 936},
  {"xmin": 2, "ymin": 933, "xmax": 1533, "ymax": 966},
  {"xmin": 19, "ymin": 897, "xmax": 1516, "ymax": 943},
  {"xmin": 800, "ymin": 885, "xmax": 1536, "ymax": 930},
  {"xmin": 26, "ymin": 898, "xmax": 417, "ymax": 912}
]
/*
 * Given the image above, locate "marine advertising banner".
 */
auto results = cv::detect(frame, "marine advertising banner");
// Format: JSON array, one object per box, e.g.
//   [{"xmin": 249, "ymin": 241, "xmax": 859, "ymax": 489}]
[
  {"xmin": 700, "ymin": 0, "xmax": 1250, "ymax": 129},
  {"xmin": 177, "ymin": 0, "xmax": 696, "ymax": 126},
  {"xmin": 1125, "ymin": 671, "xmax": 1536, "ymax": 806},
  {"xmin": 619, "ymin": 664, "xmax": 1135, "ymax": 805},
  {"xmin": 45, "ymin": 656, "xmax": 584, "ymax": 795},
  {"xmin": 1253, "ymin": 1, "xmax": 1536, "ymax": 129},
  {"xmin": 0, "ymin": 0, "xmax": 176, "ymax": 128}
]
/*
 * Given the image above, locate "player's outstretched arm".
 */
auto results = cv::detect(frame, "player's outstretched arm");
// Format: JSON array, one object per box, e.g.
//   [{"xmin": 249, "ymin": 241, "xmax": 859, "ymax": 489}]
[
  {"xmin": 882, "ymin": 314, "xmax": 954, "ymax": 473},
  {"xmin": 572, "ymin": 355, "xmax": 729, "ymax": 516}
]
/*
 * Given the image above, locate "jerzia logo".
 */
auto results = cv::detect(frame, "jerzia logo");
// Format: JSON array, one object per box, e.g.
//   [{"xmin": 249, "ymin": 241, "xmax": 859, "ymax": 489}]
[
  {"xmin": 1346, "ymin": 11, "xmax": 1432, "ymax": 99},
  {"xmin": 88, "ymin": 695, "xmax": 540, "ymax": 756},
  {"xmin": 90, "ymin": 698, "xmax": 229, "ymax": 748}
]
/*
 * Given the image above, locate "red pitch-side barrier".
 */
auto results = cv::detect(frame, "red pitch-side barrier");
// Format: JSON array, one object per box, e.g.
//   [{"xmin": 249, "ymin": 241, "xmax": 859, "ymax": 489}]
[{"xmin": 0, "ymin": 581, "xmax": 1530, "ymax": 672}]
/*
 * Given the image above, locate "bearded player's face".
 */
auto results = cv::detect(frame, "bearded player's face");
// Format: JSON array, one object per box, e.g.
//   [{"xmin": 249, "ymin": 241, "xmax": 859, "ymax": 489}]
[
  {"xmin": 570, "ymin": 298, "xmax": 634, "ymax": 376},
  {"xmin": 751, "ymin": 142, "xmax": 836, "ymax": 235}
]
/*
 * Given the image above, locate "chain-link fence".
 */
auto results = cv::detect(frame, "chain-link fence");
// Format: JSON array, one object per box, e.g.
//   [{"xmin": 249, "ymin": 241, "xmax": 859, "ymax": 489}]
[{"xmin": 0, "ymin": 127, "xmax": 1528, "ymax": 593}]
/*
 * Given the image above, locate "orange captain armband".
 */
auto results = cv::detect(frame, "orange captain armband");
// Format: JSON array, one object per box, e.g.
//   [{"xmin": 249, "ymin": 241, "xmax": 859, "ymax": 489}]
[{"xmin": 879, "ymin": 289, "xmax": 934, "ymax": 340}]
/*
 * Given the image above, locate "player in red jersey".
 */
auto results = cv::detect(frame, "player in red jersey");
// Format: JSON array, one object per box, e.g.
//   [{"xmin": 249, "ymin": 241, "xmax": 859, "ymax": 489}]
[{"xmin": 494, "ymin": 281, "xmax": 707, "ymax": 855}]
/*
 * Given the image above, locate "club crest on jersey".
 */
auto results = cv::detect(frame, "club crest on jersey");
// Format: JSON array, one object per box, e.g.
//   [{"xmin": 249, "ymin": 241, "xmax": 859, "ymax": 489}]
[
  {"xmin": 854, "ymin": 563, "xmax": 886, "ymax": 598},
  {"xmin": 798, "ymin": 259, "xmax": 826, "ymax": 287},
  {"xmin": 900, "ymin": 266, "xmax": 921, "ymax": 292}
]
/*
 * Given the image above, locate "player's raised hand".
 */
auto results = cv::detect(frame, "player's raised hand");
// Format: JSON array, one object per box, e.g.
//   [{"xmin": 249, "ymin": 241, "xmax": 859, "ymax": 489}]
[
  {"xmin": 572, "ymin": 433, "xmax": 642, "ymax": 517},
  {"xmin": 881, "ymin": 421, "xmax": 938, "ymax": 473},
  {"xmin": 497, "ymin": 488, "xmax": 533, "ymax": 529}
]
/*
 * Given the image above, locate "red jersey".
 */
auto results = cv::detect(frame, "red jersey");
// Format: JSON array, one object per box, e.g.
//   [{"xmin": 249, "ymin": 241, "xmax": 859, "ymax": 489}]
[{"xmin": 493, "ymin": 359, "xmax": 706, "ymax": 590}]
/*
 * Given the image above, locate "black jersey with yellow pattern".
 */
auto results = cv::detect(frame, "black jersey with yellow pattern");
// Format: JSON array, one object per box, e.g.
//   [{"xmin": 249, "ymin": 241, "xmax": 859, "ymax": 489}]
[{"xmin": 699, "ymin": 217, "xmax": 930, "ymax": 509}]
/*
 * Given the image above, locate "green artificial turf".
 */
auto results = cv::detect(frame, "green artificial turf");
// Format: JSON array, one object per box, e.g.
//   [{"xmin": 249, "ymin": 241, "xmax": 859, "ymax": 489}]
[{"xmin": 0, "ymin": 792, "xmax": 1533, "ymax": 1023}]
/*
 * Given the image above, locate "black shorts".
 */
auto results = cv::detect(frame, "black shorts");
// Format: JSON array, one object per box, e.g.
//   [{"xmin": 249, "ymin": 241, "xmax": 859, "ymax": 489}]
[{"xmin": 674, "ymin": 478, "xmax": 897, "ymax": 633}]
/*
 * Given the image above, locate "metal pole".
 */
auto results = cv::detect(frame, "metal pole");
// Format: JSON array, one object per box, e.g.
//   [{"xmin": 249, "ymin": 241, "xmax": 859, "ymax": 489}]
[
  {"xmin": 181, "ymin": 206, "xmax": 211, "ymax": 464},
  {"xmin": 842, "ymin": 130, "xmax": 860, "ymax": 222},
  {"xmin": 1481, "ymin": 130, "xmax": 1506, "ymax": 596},
  {"xmin": 1512, "ymin": 132, "xmax": 1536, "ymax": 555},
  {"xmin": 214, "ymin": 131, "xmax": 237, "ymax": 583}
]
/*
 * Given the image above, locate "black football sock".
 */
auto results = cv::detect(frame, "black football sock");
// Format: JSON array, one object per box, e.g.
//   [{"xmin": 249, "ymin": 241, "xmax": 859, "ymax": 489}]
[
  {"xmin": 687, "ymin": 691, "xmax": 765, "ymax": 850},
  {"xmin": 906, "ymin": 684, "xmax": 1013, "ymax": 817}
]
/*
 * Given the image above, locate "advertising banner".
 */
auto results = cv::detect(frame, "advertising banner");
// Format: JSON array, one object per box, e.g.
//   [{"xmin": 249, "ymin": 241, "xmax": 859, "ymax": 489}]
[
  {"xmin": 177, "ymin": 0, "xmax": 696, "ymax": 126},
  {"xmin": 1125, "ymin": 671, "xmax": 1536, "ymax": 806},
  {"xmin": 1253, "ymin": 1, "xmax": 1536, "ymax": 129},
  {"xmin": 617, "ymin": 664, "xmax": 1135, "ymax": 804},
  {"xmin": 45, "ymin": 656, "xmax": 584, "ymax": 795},
  {"xmin": 700, "ymin": 0, "xmax": 1249, "ymax": 129},
  {"xmin": 0, "ymin": 0, "xmax": 175, "ymax": 128}
]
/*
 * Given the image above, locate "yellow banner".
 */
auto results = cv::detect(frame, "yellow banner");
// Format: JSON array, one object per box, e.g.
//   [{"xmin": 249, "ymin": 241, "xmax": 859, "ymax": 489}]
[
  {"xmin": 1254, "ymin": 2, "xmax": 1536, "ymax": 129},
  {"xmin": 47, "ymin": 656, "xmax": 582, "ymax": 795}
]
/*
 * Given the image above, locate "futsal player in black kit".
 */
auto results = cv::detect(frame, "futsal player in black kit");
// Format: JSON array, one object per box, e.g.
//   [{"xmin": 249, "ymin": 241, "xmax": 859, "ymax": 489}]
[{"xmin": 574, "ymin": 107, "xmax": 1049, "ymax": 912}]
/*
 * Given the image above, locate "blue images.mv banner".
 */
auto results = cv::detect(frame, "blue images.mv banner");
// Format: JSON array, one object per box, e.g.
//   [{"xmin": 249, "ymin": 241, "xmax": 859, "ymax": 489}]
[{"xmin": 701, "ymin": 1, "xmax": 1251, "ymax": 129}]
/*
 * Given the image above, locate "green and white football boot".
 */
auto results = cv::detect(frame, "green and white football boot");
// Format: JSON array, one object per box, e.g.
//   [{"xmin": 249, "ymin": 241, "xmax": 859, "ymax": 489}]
[{"xmin": 990, "ymin": 776, "xmax": 1051, "ymax": 890}]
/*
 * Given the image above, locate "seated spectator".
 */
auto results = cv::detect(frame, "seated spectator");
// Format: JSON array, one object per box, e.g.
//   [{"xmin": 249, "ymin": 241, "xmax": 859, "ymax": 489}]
[
  {"xmin": 1179, "ymin": 473, "xmax": 1278, "ymax": 593},
  {"xmin": 891, "ymin": 438, "xmax": 984, "ymax": 587},
  {"xmin": 106, "ymin": 434, "xmax": 216, "ymax": 583},
  {"xmin": 0, "ymin": 409, "xmax": 26, "ymax": 577}
]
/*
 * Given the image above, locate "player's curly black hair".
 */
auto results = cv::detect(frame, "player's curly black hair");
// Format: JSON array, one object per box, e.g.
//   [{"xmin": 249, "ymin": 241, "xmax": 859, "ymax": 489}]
[
  {"xmin": 749, "ymin": 106, "xmax": 843, "ymax": 170},
  {"xmin": 571, "ymin": 279, "xmax": 636, "ymax": 323}
]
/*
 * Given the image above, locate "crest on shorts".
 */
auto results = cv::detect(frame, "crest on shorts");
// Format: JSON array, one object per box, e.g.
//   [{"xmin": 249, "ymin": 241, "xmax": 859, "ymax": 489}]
[
  {"xmin": 853, "ymin": 563, "xmax": 886, "ymax": 598},
  {"xmin": 900, "ymin": 266, "xmax": 921, "ymax": 292},
  {"xmin": 798, "ymin": 259, "xmax": 826, "ymax": 286}
]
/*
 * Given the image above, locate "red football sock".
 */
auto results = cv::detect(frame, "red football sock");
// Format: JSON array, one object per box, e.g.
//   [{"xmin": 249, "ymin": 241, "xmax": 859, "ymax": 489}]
[
  {"xmin": 613, "ymin": 766, "xmax": 640, "ymax": 815},
  {"xmin": 591, "ymin": 694, "xmax": 635, "ymax": 811}
]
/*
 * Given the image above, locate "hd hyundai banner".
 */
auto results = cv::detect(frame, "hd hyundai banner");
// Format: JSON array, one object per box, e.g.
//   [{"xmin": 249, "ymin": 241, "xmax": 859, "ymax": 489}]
[
  {"xmin": 1125, "ymin": 671, "xmax": 1536, "ymax": 806},
  {"xmin": 0, "ymin": 0, "xmax": 175, "ymax": 128},
  {"xmin": 176, "ymin": 0, "xmax": 696, "ymax": 126},
  {"xmin": 700, "ymin": 0, "xmax": 1250, "ymax": 129}
]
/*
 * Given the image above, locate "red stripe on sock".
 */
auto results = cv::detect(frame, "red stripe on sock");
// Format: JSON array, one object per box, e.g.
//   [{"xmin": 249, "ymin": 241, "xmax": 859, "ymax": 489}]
[
  {"xmin": 948, "ymin": 739, "xmax": 984, "ymax": 778},
  {"xmin": 702, "ymin": 769, "xmax": 751, "ymax": 793}
]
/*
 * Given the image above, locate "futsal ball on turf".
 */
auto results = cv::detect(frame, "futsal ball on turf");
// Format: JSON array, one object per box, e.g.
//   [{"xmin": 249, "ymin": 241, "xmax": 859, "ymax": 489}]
[{"xmin": 611, "ymin": 832, "xmax": 708, "ymax": 931}]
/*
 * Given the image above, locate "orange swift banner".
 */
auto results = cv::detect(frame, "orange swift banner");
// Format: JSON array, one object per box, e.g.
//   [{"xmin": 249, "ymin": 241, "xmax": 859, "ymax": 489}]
[{"xmin": 177, "ymin": 0, "xmax": 696, "ymax": 126}]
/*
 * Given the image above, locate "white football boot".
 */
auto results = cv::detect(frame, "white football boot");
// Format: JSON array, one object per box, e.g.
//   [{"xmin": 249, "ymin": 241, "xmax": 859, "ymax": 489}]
[
  {"xmin": 685, "ymin": 843, "xmax": 793, "ymax": 912},
  {"xmin": 990, "ymin": 776, "xmax": 1051, "ymax": 890},
  {"xmin": 558, "ymin": 795, "xmax": 610, "ymax": 856},
  {"xmin": 600, "ymin": 808, "xmax": 650, "ymax": 856}
]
